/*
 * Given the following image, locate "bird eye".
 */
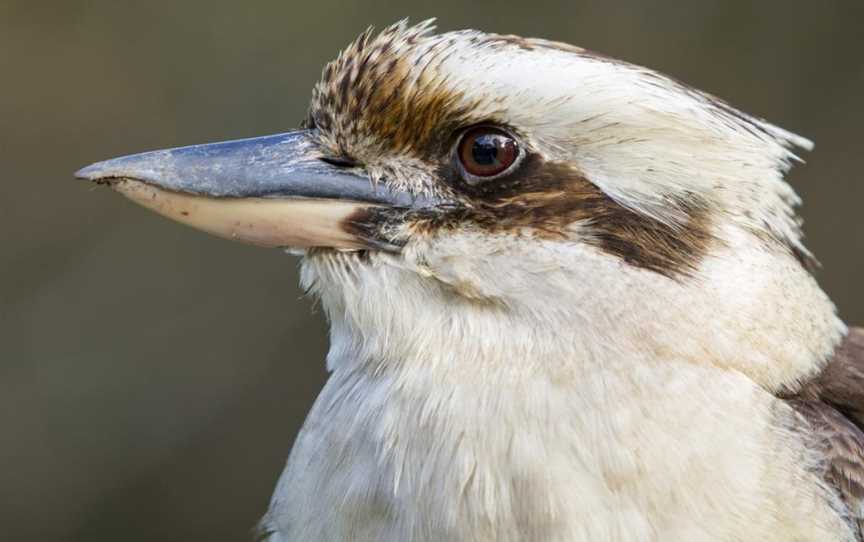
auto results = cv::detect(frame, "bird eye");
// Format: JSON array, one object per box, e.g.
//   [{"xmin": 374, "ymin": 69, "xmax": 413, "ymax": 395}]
[{"xmin": 456, "ymin": 127, "xmax": 520, "ymax": 182}]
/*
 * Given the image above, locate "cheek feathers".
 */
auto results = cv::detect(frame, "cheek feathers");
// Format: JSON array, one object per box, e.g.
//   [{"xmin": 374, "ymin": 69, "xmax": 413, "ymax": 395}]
[
  {"xmin": 439, "ymin": 155, "xmax": 715, "ymax": 279},
  {"xmin": 349, "ymin": 155, "xmax": 715, "ymax": 280},
  {"xmin": 426, "ymin": 155, "xmax": 713, "ymax": 278}
]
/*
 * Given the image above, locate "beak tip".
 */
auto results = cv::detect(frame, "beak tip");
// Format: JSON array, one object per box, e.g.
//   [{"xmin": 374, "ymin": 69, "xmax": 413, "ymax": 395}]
[
  {"xmin": 74, "ymin": 163, "xmax": 101, "ymax": 181},
  {"xmin": 75, "ymin": 159, "xmax": 126, "ymax": 184},
  {"xmin": 75, "ymin": 158, "xmax": 156, "ymax": 188}
]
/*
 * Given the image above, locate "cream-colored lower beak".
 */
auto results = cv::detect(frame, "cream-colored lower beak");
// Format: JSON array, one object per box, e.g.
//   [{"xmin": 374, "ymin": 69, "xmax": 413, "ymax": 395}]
[
  {"xmin": 114, "ymin": 179, "xmax": 371, "ymax": 250},
  {"xmin": 75, "ymin": 130, "xmax": 437, "ymax": 251}
]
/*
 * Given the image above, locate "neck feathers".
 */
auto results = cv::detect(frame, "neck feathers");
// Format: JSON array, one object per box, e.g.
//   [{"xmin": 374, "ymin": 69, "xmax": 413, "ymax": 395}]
[{"xmin": 301, "ymin": 226, "xmax": 842, "ymax": 393}]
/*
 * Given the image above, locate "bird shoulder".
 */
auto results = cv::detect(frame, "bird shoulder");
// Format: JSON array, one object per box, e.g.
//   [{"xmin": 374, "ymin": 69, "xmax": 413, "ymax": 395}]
[{"xmin": 783, "ymin": 328, "xmax": 864, "ymax": 538}]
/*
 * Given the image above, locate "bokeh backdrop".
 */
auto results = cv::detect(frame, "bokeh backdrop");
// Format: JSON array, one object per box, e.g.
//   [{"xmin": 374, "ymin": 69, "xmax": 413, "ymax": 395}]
[{"xmin": 2, "ymin": 1, "xmax": 863, "ymax": 540}]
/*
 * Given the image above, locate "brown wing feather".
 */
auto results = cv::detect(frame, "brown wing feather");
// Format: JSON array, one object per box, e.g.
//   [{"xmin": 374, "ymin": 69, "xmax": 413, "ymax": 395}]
[
  {"xmin": 801, "ymin": 328, "xmax": 864, "ymax": 422},
  {"xmin": 785, "ymin": 327, "xmax": 864, "ymax": 537}
]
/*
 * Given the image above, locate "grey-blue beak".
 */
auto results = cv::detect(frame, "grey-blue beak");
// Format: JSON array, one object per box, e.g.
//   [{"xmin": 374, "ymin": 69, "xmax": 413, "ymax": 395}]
[{"xmin": 75, "ymin": 130, "xmax": 436, "ymax": 249}]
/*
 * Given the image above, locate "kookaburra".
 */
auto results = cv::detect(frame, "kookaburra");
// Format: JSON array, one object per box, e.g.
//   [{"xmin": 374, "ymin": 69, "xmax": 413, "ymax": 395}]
[{"xmin": 76, "ymin": 20, "xmax": 864, "ymax": 542}]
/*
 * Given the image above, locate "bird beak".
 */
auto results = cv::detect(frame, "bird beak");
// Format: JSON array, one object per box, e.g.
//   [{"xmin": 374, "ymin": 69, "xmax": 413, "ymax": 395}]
[{"xmin": 75, "ymin": 130, "xmax": 435, "ymax": 250}]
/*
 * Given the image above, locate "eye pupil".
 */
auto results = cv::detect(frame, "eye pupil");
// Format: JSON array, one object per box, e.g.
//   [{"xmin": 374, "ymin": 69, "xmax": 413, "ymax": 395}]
[
  {"xmin": 472, "ymin": 135, "xmax": 500, "ymax": 166},
  {"xmin": 458, "ymin": 127, "xmax": 520, "ymax": 181}
]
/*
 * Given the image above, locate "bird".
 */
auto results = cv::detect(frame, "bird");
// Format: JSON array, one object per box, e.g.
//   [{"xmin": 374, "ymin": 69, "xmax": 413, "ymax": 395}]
[{"xmin": 75, "ymin": 19, "xmax": 864, "ymax": 542}]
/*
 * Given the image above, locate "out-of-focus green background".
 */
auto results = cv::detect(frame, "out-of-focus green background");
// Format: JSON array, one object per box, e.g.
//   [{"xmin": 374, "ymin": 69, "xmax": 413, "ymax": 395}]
[{"xmin": 1, "ymin": 1, "xmax": 862, "ymax": 540}]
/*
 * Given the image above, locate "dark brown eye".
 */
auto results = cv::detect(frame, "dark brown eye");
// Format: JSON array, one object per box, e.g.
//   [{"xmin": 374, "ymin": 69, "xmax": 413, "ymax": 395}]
[{"xmin": 457, "ymin": 127, "xmax": 520, "ymax": 181}]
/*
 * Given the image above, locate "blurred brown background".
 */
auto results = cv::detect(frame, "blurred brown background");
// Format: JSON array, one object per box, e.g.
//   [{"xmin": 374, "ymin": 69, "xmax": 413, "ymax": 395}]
[{"xmin": 1, "ymin": 1, "xmax": 862, "ymax": 540}]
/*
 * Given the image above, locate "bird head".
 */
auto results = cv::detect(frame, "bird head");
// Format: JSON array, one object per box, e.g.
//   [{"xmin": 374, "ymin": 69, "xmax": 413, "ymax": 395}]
[{"xmin": 77, "ymin": 20, "xmax": 843, "ymax": 387}]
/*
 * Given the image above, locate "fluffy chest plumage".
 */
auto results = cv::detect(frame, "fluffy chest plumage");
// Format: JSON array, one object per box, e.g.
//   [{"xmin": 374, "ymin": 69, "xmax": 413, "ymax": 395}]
[{"xmin": 263, "ymin": 354, "xmax": 851, "ymax": 542}]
